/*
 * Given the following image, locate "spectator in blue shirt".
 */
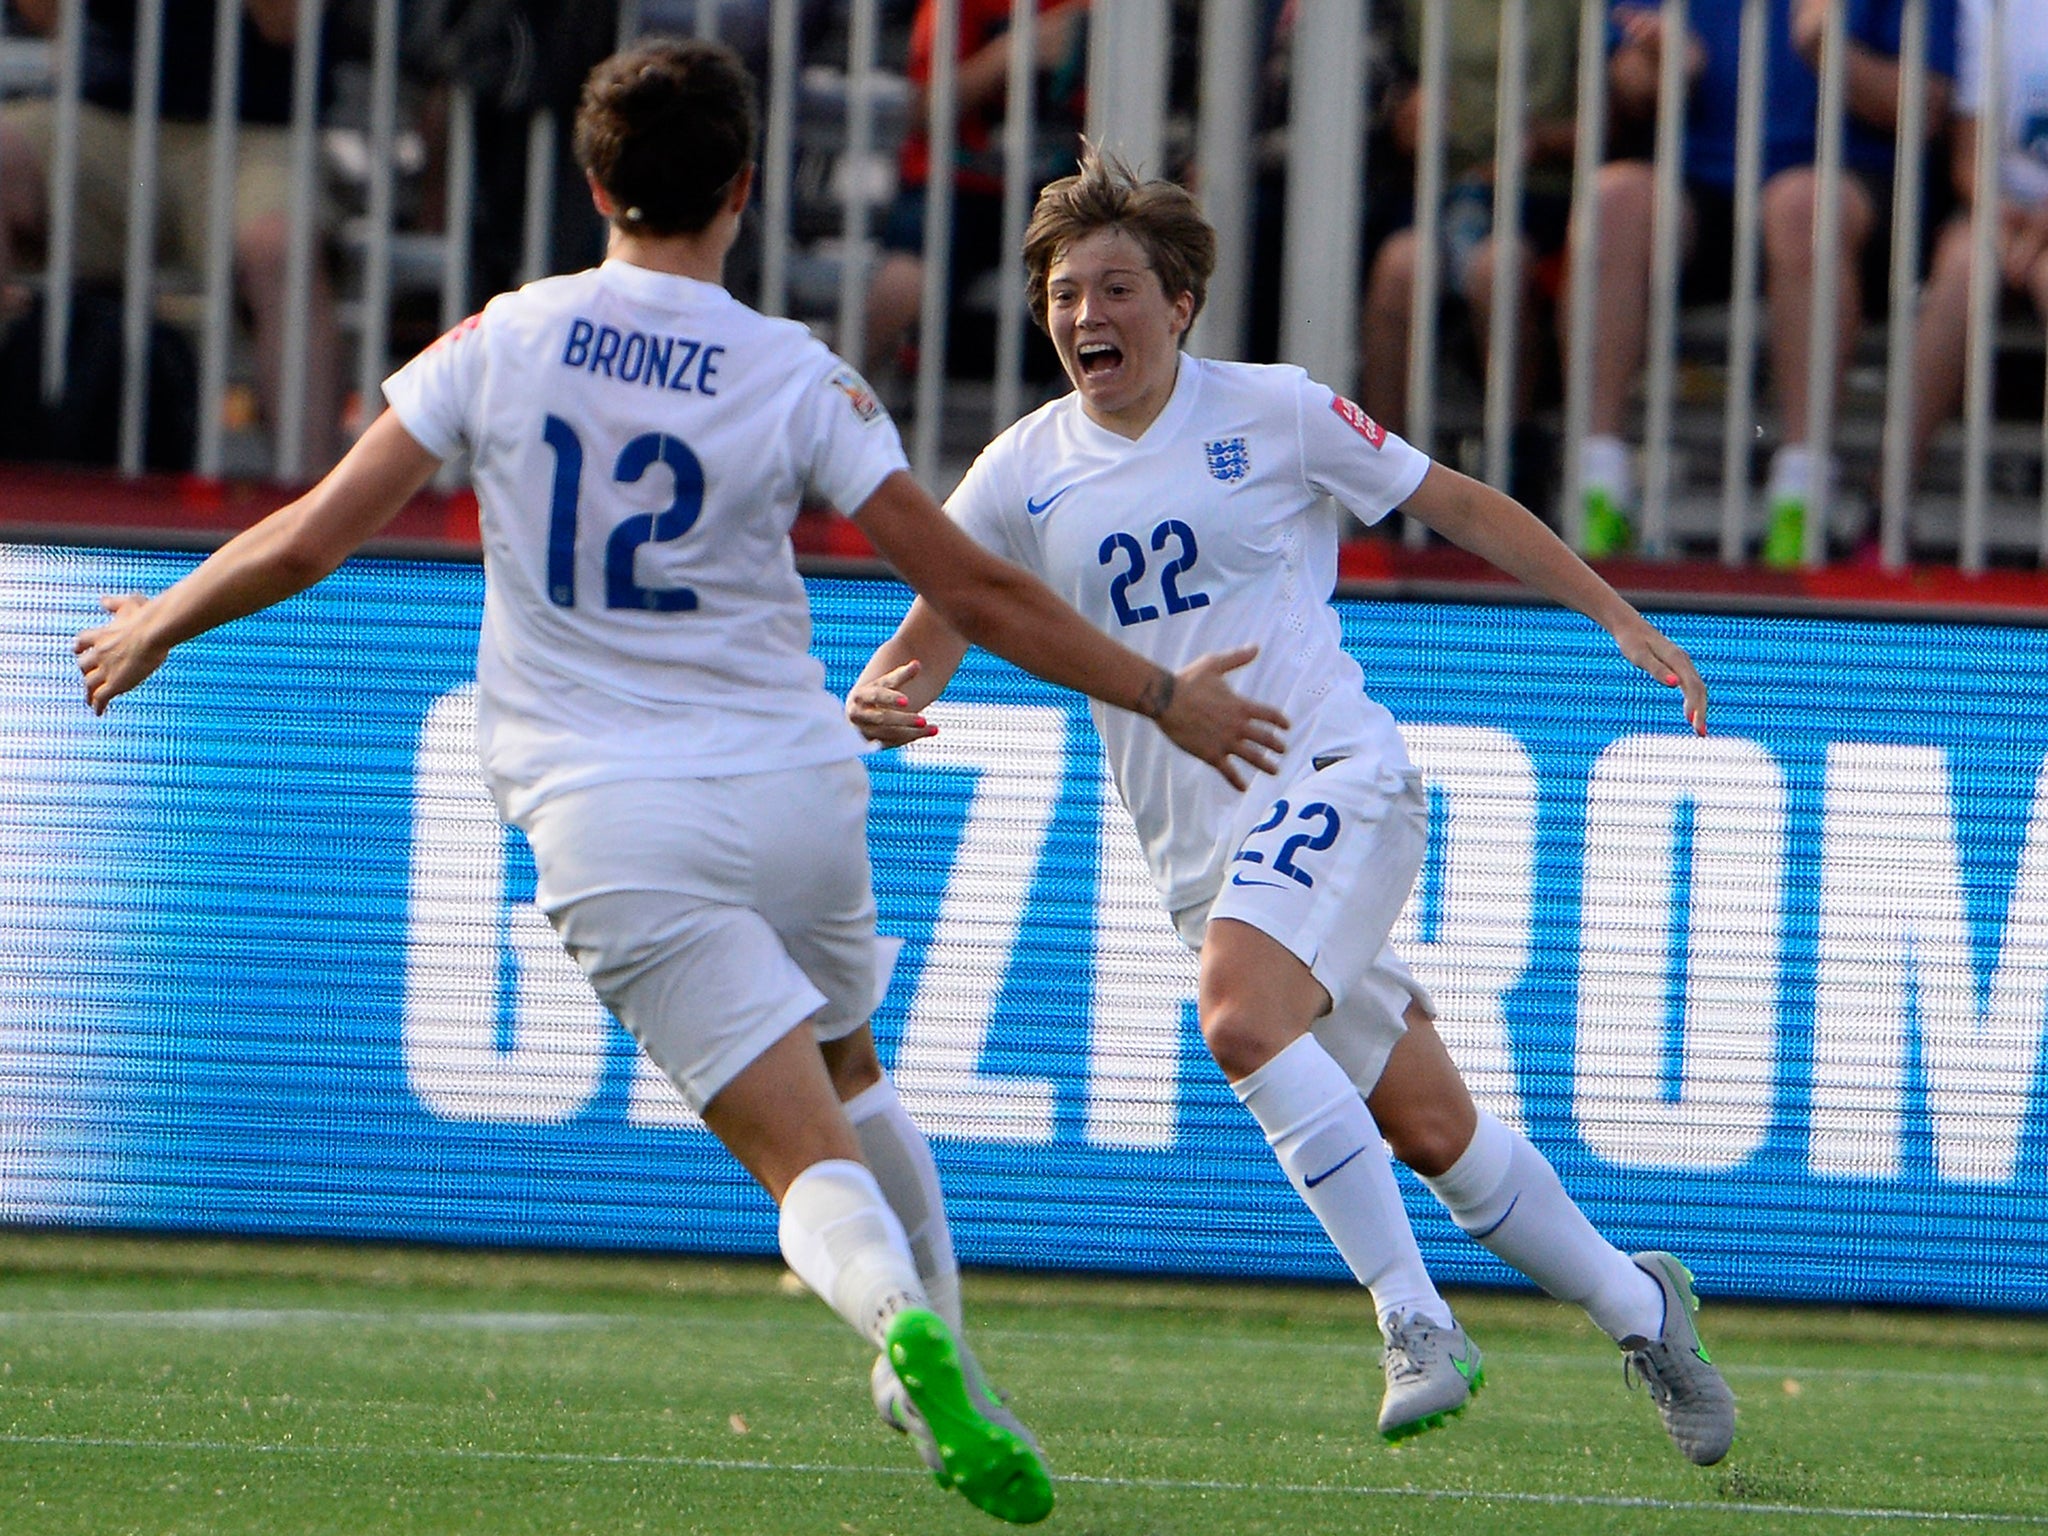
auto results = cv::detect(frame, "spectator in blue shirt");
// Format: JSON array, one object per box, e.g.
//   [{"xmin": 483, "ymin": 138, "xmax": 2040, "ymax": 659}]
[
  {"xmin": 1571, "ymin": 0, "xmax": 1954, "ymax": 564},
  {"xmin": 1904, "ymin": 0, "xmax": 2048, "ymax": 514}
]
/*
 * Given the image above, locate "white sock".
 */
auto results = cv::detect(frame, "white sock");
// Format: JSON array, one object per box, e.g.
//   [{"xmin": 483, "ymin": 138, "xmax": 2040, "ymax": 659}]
[
  {"xmin": 1580, "ymin": 434, "xmax": 1635, "ymax": 507},
  {"xmin": 1419, "ymin": 1113, "xmax": 1662, "ymax": 1343},
  {"xmin": 1233, "ymin": 1036, "xmax": 1452, "ymax": 1333},
  {"xmin": 777, "ymin": 1159, "xmax": 928, "ymax": 1348},
  {"xmin": 844, "ymin": 1076, "xmax": 963, "ymax": 1334},
  {"xmin": 1767, "ymin": 443, "xmax": 1834, "ymax": 506}
]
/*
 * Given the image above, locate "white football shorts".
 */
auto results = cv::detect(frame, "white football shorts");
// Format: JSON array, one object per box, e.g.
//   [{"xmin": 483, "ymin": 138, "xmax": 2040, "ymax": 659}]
[
  {"xmin": 1174, "ymin": 755, "xmax": 1435, "ymax": 1095},
  {"xmin": 520, "ymin": 761, "xmax": 899, "ymax": 1112}
]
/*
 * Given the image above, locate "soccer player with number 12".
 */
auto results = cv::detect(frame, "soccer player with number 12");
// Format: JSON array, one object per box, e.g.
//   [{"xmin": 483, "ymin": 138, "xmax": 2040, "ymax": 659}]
[{"xmin": 71, "ymin": 43, "xmax": 1295, "ymax": 1526}]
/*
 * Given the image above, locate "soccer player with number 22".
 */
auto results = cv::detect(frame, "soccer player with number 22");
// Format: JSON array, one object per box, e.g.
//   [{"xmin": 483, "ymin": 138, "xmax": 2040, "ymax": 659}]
[{"xmin": 851, "ymin": 150, "xmax": 1736, "ymax": 1462}]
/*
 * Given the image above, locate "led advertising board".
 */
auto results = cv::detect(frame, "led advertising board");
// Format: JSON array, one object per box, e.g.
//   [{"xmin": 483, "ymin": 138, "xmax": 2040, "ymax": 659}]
[{"xmin": 6, "ymin": 545, "xmax": 2045, "ymax": 1308}]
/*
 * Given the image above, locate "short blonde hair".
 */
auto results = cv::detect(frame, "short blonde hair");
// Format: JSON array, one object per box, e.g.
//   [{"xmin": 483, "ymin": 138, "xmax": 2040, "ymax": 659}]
[{"xmin": 1021, "ymin": 146, "xmax": 1215, "ymax": 334}]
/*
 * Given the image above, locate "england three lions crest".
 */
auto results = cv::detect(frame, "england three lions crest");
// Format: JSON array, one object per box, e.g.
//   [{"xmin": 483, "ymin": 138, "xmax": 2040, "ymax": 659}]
[{"xmin": 1205, "ymin": 436, "xmax": 1250, "ymax": 482}]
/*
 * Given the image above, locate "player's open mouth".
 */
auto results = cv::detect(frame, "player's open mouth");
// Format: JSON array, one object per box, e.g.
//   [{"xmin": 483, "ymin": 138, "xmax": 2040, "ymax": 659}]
[{"xmin": 1077, "ymin": 341, "xmax": 1123, "ymax": 378}]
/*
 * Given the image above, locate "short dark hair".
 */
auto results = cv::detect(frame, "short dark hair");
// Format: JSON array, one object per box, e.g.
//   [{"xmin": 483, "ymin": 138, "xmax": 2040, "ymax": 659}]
[
  {"xmin": 1022, "ymin": 146, "xmax": 1215, "ymax": 334},
  {"xmin": 573, "ymin": 38, "xmax": 758, "ymax": 237}
]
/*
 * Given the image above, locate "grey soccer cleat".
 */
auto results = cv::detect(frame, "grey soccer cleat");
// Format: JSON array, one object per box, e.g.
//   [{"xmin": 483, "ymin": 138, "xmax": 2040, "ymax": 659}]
[
  {"xmin": 873, "ymin": 1311, "xmax": 1051, "ymax": 1523},
  {"xmin": 873, "ymin": 1350, "xmax": 947, "ymax": 1475},
  {"xmin": 1377, "ymin": 1311, "xmax": 1484, "ymax": 1442},
  {"xmin": 1621, "ymin": 1251, "xmax": 1737, "ymax": 1466}
]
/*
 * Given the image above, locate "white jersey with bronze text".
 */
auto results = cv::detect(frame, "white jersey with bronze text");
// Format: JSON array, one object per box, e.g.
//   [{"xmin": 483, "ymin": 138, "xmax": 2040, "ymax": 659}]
[{"xmin": 382, "ymin": 260, "xmax": 907, "ymax": 822}]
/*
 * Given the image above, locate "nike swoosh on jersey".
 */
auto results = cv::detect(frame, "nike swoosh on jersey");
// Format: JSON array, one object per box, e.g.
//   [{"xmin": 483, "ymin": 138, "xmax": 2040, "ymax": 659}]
[
  {"xmin": 1229, "ymin": 871, "xmax": 1289, "ymax": 890},
  {"xmin": 1303, "ymin": 1146, "xmax": 1367, "ymax": 1188},
  {"xmin": 1026, "ymin": 486, "xmax": 1075, "ymax": 516}
]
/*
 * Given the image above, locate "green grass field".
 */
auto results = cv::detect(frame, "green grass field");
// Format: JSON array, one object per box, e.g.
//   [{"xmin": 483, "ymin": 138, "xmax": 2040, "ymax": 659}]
[{"xmin": 1, "ymin": 1232, "xmax": 2044, "ymax": 1536}]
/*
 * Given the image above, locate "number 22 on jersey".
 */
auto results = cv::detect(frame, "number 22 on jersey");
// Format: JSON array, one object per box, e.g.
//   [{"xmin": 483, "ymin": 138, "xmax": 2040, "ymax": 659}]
[
  {"xmin": 540, "ymin": 415, "xmax": 705, "ymax": 612},
  {"xmin": 1099, "ymin": 518, "xmax": 1211, "ymax": 627}
]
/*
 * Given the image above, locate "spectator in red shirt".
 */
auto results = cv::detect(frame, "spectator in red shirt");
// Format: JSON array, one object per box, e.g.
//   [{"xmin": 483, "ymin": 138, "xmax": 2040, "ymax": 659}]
[{"xmin": 862, "ymin": 0, "xmax": 1087, "ymax": 381}]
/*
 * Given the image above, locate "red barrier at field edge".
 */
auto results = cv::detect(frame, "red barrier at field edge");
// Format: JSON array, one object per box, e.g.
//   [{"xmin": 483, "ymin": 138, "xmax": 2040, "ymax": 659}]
[
  {"xmin": 0, "ymin": 464, "xmax": 480, "ymax": 554},
  {"xmin": 4, "ymin": 465, "xmax": 2045, "ymax": 616}
]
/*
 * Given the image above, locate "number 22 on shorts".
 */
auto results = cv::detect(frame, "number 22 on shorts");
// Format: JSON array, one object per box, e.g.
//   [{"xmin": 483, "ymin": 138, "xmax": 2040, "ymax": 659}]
[{"xmin": 1230, "ymin": 798, "xmax": 1343, "ymax": 889}]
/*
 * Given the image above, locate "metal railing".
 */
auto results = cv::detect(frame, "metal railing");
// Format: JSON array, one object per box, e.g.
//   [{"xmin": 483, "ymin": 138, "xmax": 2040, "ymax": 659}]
[{"xmin": 1, "ymin": 0, "xmax": 2041, "ymax": 573}]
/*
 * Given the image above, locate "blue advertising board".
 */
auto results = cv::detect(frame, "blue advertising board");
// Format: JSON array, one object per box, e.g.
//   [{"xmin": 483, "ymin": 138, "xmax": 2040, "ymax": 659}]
[{"xmin": 5, "ymin": 543, "xmax": 2046, "ymax": 1309}]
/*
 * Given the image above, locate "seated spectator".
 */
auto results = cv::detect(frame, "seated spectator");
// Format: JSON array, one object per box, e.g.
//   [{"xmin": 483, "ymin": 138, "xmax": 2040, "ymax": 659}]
[
  {"xmin": 1574, "ymin": 0, "xmax": 1954, "ymax": 563},
  {"xmin": 0, "ymin": 0, "xmax": 345, "ymax": 476},
  {"xmin": 1904, "ymin": 0, "xmax": 2048, "ymax": 508},
  {"xmin": 861, "ymin": 0, "xmax": 1086, "ymax": 384},
  {"xmin": 1357, "ymin": 0, "xmax": 1580, "ymax": 476}
]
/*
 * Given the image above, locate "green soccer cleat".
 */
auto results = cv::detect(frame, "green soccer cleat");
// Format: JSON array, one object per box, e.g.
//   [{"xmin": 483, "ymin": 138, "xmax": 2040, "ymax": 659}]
[
  {"xmin": 872, "ymin": 1342, "xmax": 1042, "ymax": 1475},
  {"xmin": 1378, "ymin": 1311, "xmax": 1484, "ymax": 1443},
  {"xmin": 883, "ymin": 1307, "xmax": 1054, "ymax": 1524},
  {"xmin": 1622, "ymin": 1251, "xmax": 1737, "ymax": 1466},
  {"xmin": 1581, "ymin": 488, "xmax": 1635, "ymax": 559},
  {"xmin": 1761, "ymin": 496, "xmax": 1806, "ymax": 569}
]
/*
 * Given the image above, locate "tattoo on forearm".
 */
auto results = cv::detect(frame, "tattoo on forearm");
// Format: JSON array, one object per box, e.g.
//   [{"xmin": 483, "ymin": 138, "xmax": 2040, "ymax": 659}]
[{"xmin": 1136, "ymin": 668, "xmax": 1175, "ymax": 720}]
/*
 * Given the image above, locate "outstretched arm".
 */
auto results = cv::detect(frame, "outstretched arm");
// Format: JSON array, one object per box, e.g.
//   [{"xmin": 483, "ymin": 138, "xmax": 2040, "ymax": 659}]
[
  {"xmin": 848, "ymin": 596, "xmax": 970, "ymax": 746},
  {"xmin": 849, "ymin": 471, "xmax": 1289, "ymax": 786},
  {"xmin": 74, "ymin": 411, "xmax": 442, "ymax": 714},
  {"xmin": 1401, "ymin": 464, "xmax": 1708, "ymax": 734}
]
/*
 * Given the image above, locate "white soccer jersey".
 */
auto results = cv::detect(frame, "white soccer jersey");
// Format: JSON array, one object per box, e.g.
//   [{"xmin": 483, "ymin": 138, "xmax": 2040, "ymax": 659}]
[
  {"xmin": 382, "ymin": 260, "xmax": 908, "ymax": 822},
  {"xmin": 947, "ymin": 353, "xmax": 1431, "ymax": 911},
  {"xmin": 1958, "ymin": 0, "xmax": 2048, "ymax": 207}
]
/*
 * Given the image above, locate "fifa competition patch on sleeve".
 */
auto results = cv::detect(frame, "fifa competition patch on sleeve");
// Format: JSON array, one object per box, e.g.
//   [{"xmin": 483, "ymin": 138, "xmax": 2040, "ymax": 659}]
[
  {"xmin": 1331, "ymin": 394, "xmax": 1386, "ymax": 448},
  {"xmin": 425, "ymin": 312, "xmax": 482, "ymax": 353},
  {"xmin": 827, "ymin": 367, "xmax": 886, "ymax": 424},
  {"xmin": 1204, "ymin": 436, "xmax": 1250, "ymax": 482}
]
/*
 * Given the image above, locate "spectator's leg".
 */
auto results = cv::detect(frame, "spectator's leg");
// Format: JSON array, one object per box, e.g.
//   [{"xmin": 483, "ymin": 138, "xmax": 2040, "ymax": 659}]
[
  {"xmin": 225, "ymin": 126, "xmax": 345, "ymax": 477},
  {"xmin": 1562, "ymin": 162, "xmax": 1661, "ymax": 549},
  {"xmin": 1760, "ymin": 168, "xmax": 1875, "ymax": 560},
  {"xmin": 863, "ymin": 251, "xmax": 926, "ymax": 374},
  {"xmin": 1905, "ymin": 216, "xmax": 1976, "ymax": 488},
  {"xmin": 1359, "ymin": 227, "xmax": 1417, "ymax": 435},
  {"xmin": 1760, "ymin": 166, "xmax": 1876, "ymax": 449},
  {"xmin": 1581, "ymin": 160, "xmax": 1657, "ymax": 438},
  {"xmin": 0, "ymin": 108, "xmax": 49, "ymax": 294},
  {"xmin": 1461, "ymin": 232, "xmax": 1541, "ymax": 423},
  {"xmin": 236, "ymin": 208, "xmax": 345, "ymax": 477}
]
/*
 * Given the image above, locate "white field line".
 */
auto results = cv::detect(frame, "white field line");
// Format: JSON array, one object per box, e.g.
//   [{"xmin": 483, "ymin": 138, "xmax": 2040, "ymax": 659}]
[
  {"xmin": 0, "ymin": 1431, "xmax": 2044, "ymax": 1527},
  {"xmin": 0, "ymin": 1309, "xmax": 620, "ymax": 1330},
  {"xmin": 2, "ymin": 1309, "xmax": 2038, "ymax": 1394}
]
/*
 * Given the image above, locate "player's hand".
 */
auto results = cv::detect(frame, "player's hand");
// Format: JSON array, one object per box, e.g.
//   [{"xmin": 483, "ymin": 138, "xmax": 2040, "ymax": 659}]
[
  {"xmin": 74, "ymin": 592, "xmax": 165, "ymax": 716},
  {"xmin": 1154, "ymin": 646, "xmax": 1290, "ymax": 791},
  {"xmin": 1612, "ymin": 617, "xmax": 1708, "ymax": 735},
  {"xmin": 847, "ymin": 659, "xmax": 939, "ymax": 747}
]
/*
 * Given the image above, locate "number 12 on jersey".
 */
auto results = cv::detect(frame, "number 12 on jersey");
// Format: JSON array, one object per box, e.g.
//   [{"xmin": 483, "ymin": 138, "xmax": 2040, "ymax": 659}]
[{"xmin": 541, "ymin": 415, "xmax": 706, "ymax": 612}]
